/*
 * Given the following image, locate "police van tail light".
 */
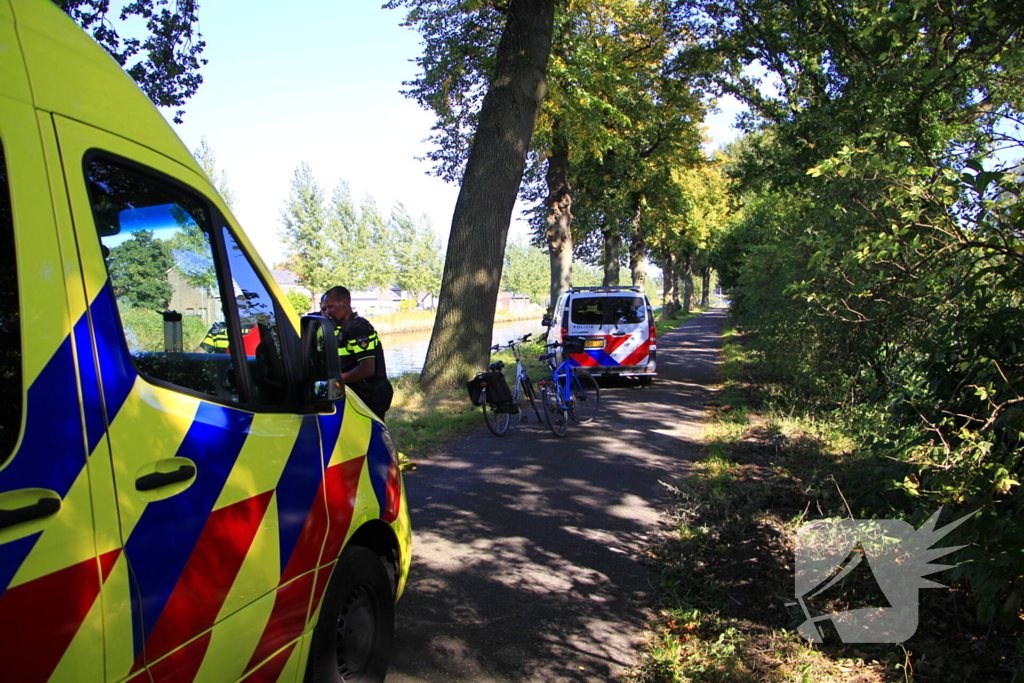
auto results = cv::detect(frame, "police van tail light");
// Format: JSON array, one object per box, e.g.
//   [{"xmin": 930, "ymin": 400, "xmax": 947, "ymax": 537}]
[{"xmin": 380, "ymin": 430, "xmax": 403, "ymax": 524}]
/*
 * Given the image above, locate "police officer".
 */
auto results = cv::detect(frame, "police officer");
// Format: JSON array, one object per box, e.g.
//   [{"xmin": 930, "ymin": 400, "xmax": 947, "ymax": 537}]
[
  {"xmin": 320, "ymin": 286, "xmax": 394, "ymax": 421},
  {"xmin": 198, "ymin": 295, "xmax": 262, "ymax": 354}
]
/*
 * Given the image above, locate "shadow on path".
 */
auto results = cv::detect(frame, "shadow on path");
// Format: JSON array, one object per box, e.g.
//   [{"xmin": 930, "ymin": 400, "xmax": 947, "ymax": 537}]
[{"xmin": 389, "ymin": 308, "xmax": 727, "ymax": 682}]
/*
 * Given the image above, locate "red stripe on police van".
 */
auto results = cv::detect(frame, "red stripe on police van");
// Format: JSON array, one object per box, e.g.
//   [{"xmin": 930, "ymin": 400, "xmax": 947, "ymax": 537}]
[
  {"xmin": 244, "ymin": 573, "xmax": 315, "ymax": 674},
  {"xmin": 310, "ymin": 563, "xmax": 335, "ymax": 623},
  {"xmin": 139, "ymin": 491, "xmax": 274, "ymax": 664},
  {"xmin": 278, "ymin": 482, "xmax": 330, "ymax": 587},
  {"xmin": 146, "ymin": 631, "xmax": 211, "ymax": 683},
  {"xmin": 240, "ymin": 643, "xmax": 296, "ymax": 683},
  {"xmin": 318, "ymin": 457, "xmax": 365, "ymax": 566},
  {"xmin": 569, "ymin": 352, "xmax": 599, "ymax": 367},
  {"xmin": 602, "ymin": 335, "xmax": 632, "ymax": 356},
  {"xmin": 619, "ymin": 344, "xmax": 650, "ymax": 367},
  {"xmin": 0, "ymin": 555, "xmax": 102, "ymax": 683}
]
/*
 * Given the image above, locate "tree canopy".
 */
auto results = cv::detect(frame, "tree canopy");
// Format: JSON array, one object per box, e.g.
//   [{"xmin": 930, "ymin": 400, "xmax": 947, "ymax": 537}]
[
  {"xmin": 107, "ymin": 230, "xmax": 174, "ymax": 310},
  {"xmin": 56, "ymin": 0, "xmax": 206, "ymax": 123},
  {"xmin": 279, "ymin": 164, "xmax": 443, "ymax": 300},
  {"xmin": 679, "ymin": 0, "xmax": 1024, "ymax": 625}
]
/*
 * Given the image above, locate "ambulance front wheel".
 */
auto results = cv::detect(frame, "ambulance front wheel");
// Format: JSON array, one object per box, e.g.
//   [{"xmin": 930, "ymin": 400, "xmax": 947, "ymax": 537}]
[{"xmin": 308, "ymin": 545, "xmax": 394, "ymax": 683}]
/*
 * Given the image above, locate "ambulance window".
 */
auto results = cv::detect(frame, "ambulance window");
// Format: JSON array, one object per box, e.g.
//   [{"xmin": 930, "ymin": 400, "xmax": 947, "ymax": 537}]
[
  {"xmin": 0, "ymin": 142, "xmax": 21, "ymax": 463},
  {"xmin": 86, "ymin": 158, "xmax": 246, "ymax": 404},
  {"xmin": 220, "ymin": 227, "xmax": 289, "ymax": 405}
]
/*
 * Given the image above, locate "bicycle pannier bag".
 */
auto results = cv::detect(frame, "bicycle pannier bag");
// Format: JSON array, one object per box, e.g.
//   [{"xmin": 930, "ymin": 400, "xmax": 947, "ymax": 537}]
[
  {"xmin": 466, "ymin": 374, "xmax": 486, "ymax": 406},
  {"xmin": 465, "ymin": 371, "xmax": 513, "ymax": 406}
]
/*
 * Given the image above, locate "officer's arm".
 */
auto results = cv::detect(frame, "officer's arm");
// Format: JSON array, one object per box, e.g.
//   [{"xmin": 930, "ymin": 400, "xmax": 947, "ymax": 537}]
[{"xmin": 342, "ymin": 357, "xmax": 375, "ymax": 384}]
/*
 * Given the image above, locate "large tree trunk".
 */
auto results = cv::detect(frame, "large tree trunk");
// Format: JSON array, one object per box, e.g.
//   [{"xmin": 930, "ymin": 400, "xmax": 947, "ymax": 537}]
[
  {"xmin": 419, "ymin": 0, "xmax": 556, "ymax": 392},
  {"xmin": 681, "ymin": 252, "xmax": 694, "ymax": 314},
  {"xmin": 661, "ymin": 251, "xmax": 680, "ymax": 319},
  {"xmin": 628, "ymin": 201, "xmax": 647, "ymax": 288},
  {"xmin": 545, "ymin": 127, "xmax": 572, "ymax": 309},
  {"xmin": 700, "ymin": 265, "xmax": 711, "ymax": 307},
  {"xmin": 602, "ymin": 221, "xmax": 621, "ymax": 286}
]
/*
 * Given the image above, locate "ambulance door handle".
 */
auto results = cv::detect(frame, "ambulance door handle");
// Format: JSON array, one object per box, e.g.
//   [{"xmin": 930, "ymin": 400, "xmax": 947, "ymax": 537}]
[
  {"xmin": 136, "ymin": 465, "xmax": 196, "ymax": 491},
  {"xmin": 0, "ymin": 497, "xmax": 61, "ymax": 530}
]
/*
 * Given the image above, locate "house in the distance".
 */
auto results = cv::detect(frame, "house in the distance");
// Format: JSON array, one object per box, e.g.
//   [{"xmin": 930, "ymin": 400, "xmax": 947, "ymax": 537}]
[
  {"xmin": 496, "ymin": 291, "xmax": 531, "ymax": 313},
  {"xmin": 272, "ymin": 270, "xmax": 314, "ymax": 313}
]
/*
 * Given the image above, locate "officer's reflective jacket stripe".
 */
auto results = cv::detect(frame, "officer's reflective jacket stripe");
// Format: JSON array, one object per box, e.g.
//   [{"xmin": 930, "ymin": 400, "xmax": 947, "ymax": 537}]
[{"xmin": 199, "ymin": 322, "xmax": 260, "ymax": 355}]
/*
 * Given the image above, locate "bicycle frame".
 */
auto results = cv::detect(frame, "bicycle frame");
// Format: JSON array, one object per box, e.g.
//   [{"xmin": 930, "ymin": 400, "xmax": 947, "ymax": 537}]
[
  {"xmin": 477, "ymin": 334, "xmax": 541, "ymax": 437},
  {"xmin": 508, "ymin": 335, "xmax": 542, "ymax": 423},
  {"xmin": 550, "ymin": 359, "xmax": 577, "ymax": 408}
]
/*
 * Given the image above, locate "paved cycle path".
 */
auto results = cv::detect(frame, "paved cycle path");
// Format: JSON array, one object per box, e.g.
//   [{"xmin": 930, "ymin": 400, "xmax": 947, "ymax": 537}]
[{"xmin": 388, "ymin": 308, "xmax": 727, "ymax": 682}]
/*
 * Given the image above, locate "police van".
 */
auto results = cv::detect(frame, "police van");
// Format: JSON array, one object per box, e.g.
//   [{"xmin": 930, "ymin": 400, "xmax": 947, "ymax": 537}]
[
  {"xmin": 543, "ymin": 286, "xmax": 657, "ymax": 383},
  {"xmin": 0, "ymin": 1, "xmax": 410, "ymax": 681}
]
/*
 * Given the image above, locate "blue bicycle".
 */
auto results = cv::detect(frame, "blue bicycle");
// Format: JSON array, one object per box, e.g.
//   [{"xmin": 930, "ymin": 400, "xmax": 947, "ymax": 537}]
[{"xmin": 536, "ymin": 342, "xmax": 600, "ymax": 437}]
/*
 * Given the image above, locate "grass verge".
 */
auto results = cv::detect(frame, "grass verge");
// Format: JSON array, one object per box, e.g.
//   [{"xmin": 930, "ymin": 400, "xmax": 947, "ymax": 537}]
[{"xmin": 629, "ymin": 321, "xmax": 1023, "ymax": 683}]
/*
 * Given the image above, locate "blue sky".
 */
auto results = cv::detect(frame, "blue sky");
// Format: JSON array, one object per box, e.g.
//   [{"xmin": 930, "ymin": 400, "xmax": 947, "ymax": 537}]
[{"xmin": 162, "ymin": 2, "xmax": 743, "ymax": 267}]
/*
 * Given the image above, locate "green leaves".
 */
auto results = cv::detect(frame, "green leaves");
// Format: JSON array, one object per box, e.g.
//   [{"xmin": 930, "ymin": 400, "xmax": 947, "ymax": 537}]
[
  {"xmin": 279, "ymin": 165, "xmax": 444, "ymax": 298},
  {"xmin": 59, "ymin": 0, "xmax": 207, "ymax": 123},
  {"xmin": 107, "ymin": 230, "xmax": 174, "ymax": 310}
]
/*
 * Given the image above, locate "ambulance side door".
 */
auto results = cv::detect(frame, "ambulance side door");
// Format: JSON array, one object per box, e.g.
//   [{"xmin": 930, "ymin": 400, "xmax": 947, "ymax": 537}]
[
  {"xmin": 0, "ymin": 35, "xmax": 110, "ymax": 683},
  {"xmin": 51, "ymin": 116, "xmax": 352, "ymax": 683}
]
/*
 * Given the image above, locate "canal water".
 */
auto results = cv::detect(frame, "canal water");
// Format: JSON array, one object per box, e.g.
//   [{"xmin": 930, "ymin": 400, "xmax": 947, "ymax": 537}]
[{"xmin": 380, "ymin": 317, "xmax": 548, "ymax": 378}]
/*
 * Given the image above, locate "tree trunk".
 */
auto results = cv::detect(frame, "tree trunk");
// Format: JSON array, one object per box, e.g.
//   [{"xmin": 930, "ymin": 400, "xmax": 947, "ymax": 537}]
[
  {"xmin": 681, "ymin": 252, "xmax": 694, "ymax": 314},
  {"xmin": 661, "ymin": 251, "xmax": 680, "ymax": 319},
  {"xmin": 628, "ymin": 201, "xmax": 647, "ymax": 288},
  {"xmin": 419, "ymin": 0, "xmax": 556, "ymax": 392},
  {"xmin": 602, "ymin": 221, "xmax": 621, "ymax": 286},
  {"xmin": 545, "ymin": 126, "xmax": 572, "ymax": 309},
  {"xmin": 700, "ymin": 266, "xmax": 711, "ymax": 307}
]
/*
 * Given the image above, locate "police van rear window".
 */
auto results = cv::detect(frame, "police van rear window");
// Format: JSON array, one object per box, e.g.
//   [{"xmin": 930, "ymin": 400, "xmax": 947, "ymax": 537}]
[{"xmin": 570, "ymin": 296, "xmax": 646, "ymax": 326}]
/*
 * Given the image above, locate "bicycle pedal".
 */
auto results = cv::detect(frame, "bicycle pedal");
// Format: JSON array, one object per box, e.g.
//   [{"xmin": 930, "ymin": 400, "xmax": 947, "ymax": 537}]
[{"xmin": 520, "ymin": 415, "xmax": 528, "ymax": 423}]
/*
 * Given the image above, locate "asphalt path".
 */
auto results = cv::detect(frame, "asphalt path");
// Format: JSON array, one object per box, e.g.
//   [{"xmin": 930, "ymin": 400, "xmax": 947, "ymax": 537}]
[{"xmin": 388, "ymin": 308, "xmax": 727, "ymax": 682}]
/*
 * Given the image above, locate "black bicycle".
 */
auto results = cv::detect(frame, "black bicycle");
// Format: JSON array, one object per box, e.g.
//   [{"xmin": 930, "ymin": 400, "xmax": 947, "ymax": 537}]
[{"xmin": 472, "ymin": 334, "xmax": 543, "ymax": 436}]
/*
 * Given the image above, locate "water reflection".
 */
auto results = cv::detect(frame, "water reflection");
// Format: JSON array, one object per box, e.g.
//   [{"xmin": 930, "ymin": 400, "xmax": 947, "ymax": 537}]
[{"xmin": 380, "ymin": 318, "xmax": 547, "ymax": 378}]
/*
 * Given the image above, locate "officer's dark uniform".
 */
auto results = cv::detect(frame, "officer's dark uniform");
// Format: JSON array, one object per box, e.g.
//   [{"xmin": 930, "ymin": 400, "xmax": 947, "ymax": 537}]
[{"xmin": 334, "ymin": 314, "xmax": 393, "ymax": 421}]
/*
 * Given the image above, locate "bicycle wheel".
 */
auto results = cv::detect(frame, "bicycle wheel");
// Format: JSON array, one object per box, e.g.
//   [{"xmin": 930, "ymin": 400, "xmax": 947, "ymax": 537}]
[
  {"xmin": 481, "ymin": 389, "xmax": 510, "ymax": 436},
  {"xmin": 520, "ymin": 375, "xmax": 541, "ymax": 423},
  {"xmin": 569, "ymin": 372, "xmax": 600, "ymax": 423},
  {"xmin": 540, "ymin": 383, "xmax": 568, "ymax": 437}
]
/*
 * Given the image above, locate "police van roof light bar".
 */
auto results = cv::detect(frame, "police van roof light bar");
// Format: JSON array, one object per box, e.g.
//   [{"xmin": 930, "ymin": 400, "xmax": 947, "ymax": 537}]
[{"xmin": 568, "ymin": 286, "xmax": 642, "ymax": 293}]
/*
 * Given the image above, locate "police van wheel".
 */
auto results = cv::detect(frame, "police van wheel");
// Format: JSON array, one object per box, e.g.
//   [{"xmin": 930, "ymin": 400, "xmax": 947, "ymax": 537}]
[
  {"xmin": 309, "ymin": 546, "xmax": 394, "ymax": 683},
  {"xmin": 638, "ymin": 376, "xmax": 653, "ymax": 387}
]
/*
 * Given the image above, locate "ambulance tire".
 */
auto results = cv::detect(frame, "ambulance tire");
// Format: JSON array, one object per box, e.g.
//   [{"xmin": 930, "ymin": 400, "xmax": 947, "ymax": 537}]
[{"xmin": 309, "ymin": 546, "xmax": 394, "ymax": 683}]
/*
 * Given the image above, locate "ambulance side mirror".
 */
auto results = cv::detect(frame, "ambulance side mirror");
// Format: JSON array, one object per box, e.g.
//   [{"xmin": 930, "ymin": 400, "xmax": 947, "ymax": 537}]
[
  {"xmin": 541, "ymin": 314, "xmax": 552, "ymax": 327},
  {"xmin": 300, "ymin": 315, "xmax": 345, "ymax": 406}
]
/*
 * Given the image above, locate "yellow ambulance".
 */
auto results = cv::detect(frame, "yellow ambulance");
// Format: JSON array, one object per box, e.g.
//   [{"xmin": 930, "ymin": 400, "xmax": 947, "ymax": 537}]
[{"xmin": 0, "ymin": 1, "xmax": 411, "ymax": 681}]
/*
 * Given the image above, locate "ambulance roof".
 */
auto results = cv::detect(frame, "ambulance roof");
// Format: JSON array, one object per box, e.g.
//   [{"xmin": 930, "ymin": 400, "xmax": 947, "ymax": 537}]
[{"xmin": 5, "ymin": 0, "xmax": 203, "ymax": 176}]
